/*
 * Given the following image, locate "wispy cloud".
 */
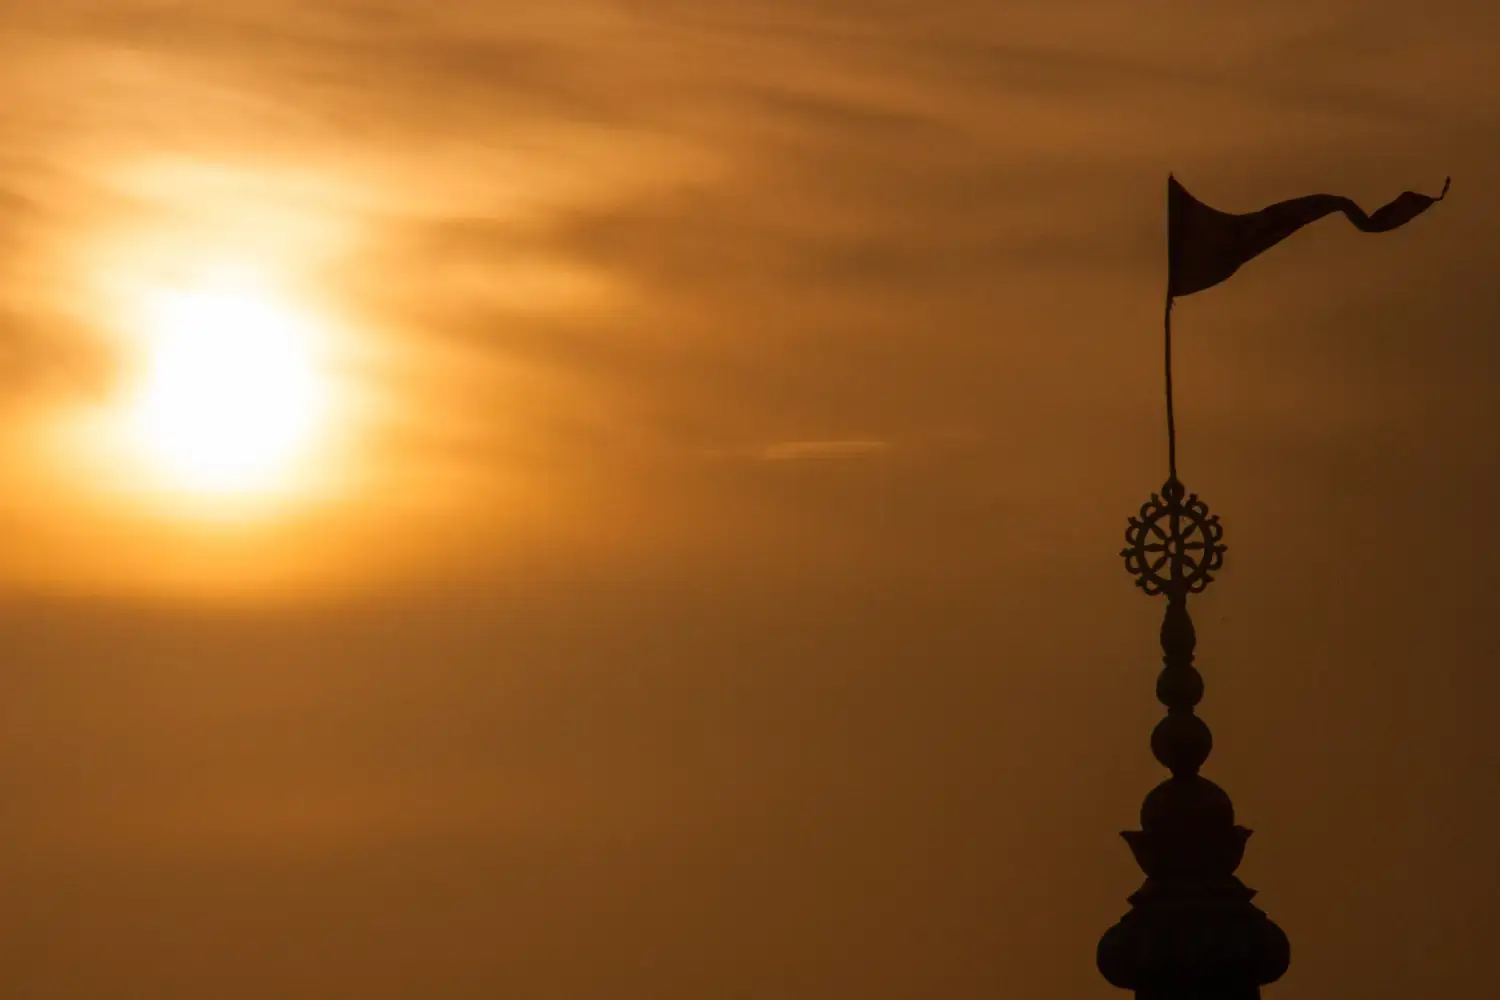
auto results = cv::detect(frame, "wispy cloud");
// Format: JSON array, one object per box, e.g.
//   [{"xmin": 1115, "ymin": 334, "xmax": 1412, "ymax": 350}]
[
  {"xmin": 0, "ymin": 0, "xmax": 1492, "ymax": 578},
  {"xmin": 759, "ymin": 439, "xmax": 890, "ymax": 461}
]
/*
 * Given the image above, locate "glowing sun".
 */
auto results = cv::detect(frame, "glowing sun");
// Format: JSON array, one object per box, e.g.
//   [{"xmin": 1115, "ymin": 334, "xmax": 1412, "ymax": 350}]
[{"xmin": 128, "ymin": 276, "xmax": 327, "ymax": 494}]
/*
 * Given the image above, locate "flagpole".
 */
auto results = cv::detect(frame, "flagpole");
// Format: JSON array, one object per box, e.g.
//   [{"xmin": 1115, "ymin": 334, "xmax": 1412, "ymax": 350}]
[{"xmin": 1164, "ymin": 292, "xmax": 1176, "ymax": 482}]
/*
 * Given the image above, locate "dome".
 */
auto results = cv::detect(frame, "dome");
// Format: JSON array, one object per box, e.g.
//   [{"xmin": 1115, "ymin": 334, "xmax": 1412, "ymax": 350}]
[{"xmin": 1140, "ymin": 775, "xmax": 1235, "ymax": 835}]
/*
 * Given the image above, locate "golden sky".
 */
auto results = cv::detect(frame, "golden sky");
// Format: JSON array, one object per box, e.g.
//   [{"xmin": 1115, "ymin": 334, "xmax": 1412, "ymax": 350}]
[{"xmin": 0, "ymin": 1, "xmax": 1496, "ymax": 997}]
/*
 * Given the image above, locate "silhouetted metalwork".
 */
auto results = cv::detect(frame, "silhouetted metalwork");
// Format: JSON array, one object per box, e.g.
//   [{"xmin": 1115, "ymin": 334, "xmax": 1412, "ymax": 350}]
[
  {"xmin": 1099, "ymin": 479, "xmax": 1289, "ymax": 999},
  {"xmin": 1121, "ymin": 477, "xmax": 1226, "ymax": 598}
]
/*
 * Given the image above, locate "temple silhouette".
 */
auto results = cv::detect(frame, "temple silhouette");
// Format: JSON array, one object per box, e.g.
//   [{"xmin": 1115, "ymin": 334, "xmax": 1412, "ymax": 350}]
[
  {"xmin": 1094, "ymin": 173, "xmax": 1448, "ymax": 999},
  {"xmin": 1096, "ymin": 475, "xmax": 1289, "ymax": 999}
]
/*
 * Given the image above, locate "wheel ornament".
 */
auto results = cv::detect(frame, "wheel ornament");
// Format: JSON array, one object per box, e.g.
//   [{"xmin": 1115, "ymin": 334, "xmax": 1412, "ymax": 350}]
[{"xmin": 1121, "ymin": 477, "xmax": 1226, "ymax": 598}]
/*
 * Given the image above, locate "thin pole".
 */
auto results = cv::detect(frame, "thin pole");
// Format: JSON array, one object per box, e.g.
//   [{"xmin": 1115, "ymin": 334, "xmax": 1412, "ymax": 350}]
[{"xmin": 1164, "ymin": 293, "xmax": 1177, "ymax": 482}]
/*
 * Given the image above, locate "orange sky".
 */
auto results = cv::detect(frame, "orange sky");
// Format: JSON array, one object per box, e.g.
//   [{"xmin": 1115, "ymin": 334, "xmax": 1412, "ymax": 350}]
[{"xmin": 0, "ymin": 2, "xmax": 1495, "ymax": 997}]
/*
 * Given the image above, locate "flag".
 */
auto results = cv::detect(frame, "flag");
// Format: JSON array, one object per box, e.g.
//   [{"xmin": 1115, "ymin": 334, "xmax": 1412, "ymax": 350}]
[{"xmin": 1167, "ymin": 175, "xmax": 1449, "ymax": 298}]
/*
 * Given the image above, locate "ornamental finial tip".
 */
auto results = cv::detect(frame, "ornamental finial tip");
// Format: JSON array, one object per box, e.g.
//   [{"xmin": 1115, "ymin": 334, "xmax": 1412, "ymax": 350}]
[{"xmin": 1121, "ymin": 477, "xmax": 1226, "ymax": 598}]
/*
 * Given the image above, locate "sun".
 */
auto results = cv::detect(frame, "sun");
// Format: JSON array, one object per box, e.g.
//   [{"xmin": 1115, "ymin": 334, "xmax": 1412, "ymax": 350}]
[{"xmin": 128, "ymin": 274, "xmax": 327, "ymax": 495}]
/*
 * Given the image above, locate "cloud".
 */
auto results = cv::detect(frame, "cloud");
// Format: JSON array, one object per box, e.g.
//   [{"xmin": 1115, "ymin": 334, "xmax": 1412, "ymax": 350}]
[
  {"xmin": 0, "ymin": 307, "xmax": 113, "ymax": 410},
  {"xmin": 0, "ymin": 9, "xmax": 1497, "ymax": 1000},
  {"xmin": 0, "ymin": 178, "xmax": 116, "ymax": 410},
  {"xmin": 760, "ymin": 439, "xmax": 890, "ymax": 460},
  {"xmin": 0, "ymin": 0, "xmax": 1493, "ymax": 586}
]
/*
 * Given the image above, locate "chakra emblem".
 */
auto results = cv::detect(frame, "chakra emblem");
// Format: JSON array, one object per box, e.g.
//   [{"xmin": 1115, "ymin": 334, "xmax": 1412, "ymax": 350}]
[{"xmin": 1121, "ymin": 477, "xmax": 1226, "ymax": 597}]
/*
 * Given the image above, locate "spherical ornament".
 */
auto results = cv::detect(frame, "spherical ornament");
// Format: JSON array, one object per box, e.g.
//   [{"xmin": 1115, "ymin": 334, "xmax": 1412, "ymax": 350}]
[
  {"xmin": 1151, "ymin": 712, "xmax": 1213, "ymax": 776},
  {"xmin": 1156, "ymin": 664, "xmax": 1204, "ymax": 709},
  {"xmin": 1140, "ymin": 775, "xmax": 1235, "ymax": 835}
]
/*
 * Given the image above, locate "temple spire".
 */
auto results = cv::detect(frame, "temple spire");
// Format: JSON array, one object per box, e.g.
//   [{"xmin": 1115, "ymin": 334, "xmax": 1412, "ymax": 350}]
[
  {"xmin": 1096, "ymin": 169, "xmax": 1446, "ymax": 999},
  {"xmin": 1098, "ymin": 477, "xmax": 1289, "ymax": 998}
]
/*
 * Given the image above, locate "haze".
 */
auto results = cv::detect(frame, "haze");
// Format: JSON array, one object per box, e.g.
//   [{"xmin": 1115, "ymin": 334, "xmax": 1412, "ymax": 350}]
[{"xmin": 0, "ymin": 2, "xmax": 1495, "ymax": 997}]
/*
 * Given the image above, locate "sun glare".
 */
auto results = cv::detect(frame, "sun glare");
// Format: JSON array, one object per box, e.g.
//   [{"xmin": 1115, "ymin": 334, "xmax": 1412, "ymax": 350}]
[{"xmin": 129, "ymin": 275, "xmax": 327, "ymax": 495}]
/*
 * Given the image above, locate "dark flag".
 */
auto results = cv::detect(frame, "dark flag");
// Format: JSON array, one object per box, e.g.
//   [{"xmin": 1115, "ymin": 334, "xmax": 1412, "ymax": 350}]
[{"xmin": 1167, "ymin": 174, "xmax": 1450, "ymax": 298}]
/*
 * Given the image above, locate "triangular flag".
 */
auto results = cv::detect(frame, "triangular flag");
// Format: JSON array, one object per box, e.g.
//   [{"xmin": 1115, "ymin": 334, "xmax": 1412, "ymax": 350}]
[{"xmin": 1167, "ymin": 175, "xmax": 1449, "ymax": 298}]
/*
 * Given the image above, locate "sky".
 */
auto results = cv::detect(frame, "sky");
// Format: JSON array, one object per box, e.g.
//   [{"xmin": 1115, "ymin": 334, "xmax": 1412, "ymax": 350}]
[{"xmin": 0, "ymin": 1, "xmax": 1496, "ymax": 997}]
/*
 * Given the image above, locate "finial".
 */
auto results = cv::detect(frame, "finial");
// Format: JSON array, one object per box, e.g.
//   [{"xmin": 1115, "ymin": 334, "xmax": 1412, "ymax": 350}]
[{"xmin": 1098, "ymin": 476, "xmax": 1289, "ymax": 997}]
